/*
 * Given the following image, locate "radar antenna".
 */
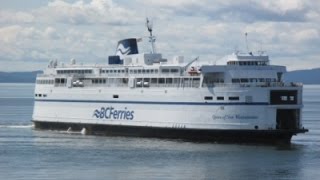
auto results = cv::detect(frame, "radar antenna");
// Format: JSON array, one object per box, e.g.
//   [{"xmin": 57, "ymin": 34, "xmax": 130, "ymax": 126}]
[
  {"xmin": 245, "ymin": 32, "xmax": 250, "ymax": 54},
  {"xmin": 146, "ymin": 18, "xmax": 156, "ymax": 53}
]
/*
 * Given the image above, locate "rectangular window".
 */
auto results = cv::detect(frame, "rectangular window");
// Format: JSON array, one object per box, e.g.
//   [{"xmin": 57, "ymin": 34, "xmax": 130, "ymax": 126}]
[
  {"xmin": 217, "ymin": 96, "xmax": 224, "ymax": 100},
  {"xmin": 113, "ymin": 95, "xmax": 119, "ymax": 98},
  {"xmin": 166, "ymin": 78, "xmax": 173, "ymax": 84},
  {"xmin": 173, "ymin": 78, "xmax": 180, "ymax": 84},
  {"xmin": 240, "ymin": 79, "xmax": 248, "ymax": 83},
  {"xmin": 289, "ymin": 96, "xmax": 295, "ymax": 101},
  {"xmin": 281, "ymin": 96, "xmax": 288, "ymax": 101},
  {"xmin": 232, "ymin": 79, "xmax": 240, "ymax": 83},
  {"xmin": 161, "ymin": 69, "xmax": 169, "ymax": 73},
  {"xmin": 204, "ymin": 96, "xmax": 213, "ymax": 100},
  {"xmin": 151, "ymin": 78, "xmax": 157, "ymax": 84},
  {"xmin": 159, "ymin": 78, "xmax": 165, "ymax": 84},
  {"xmin": 193, "ymin": 78, "xmax": 200, "ymax": 87},
  {"xmin": 229, "ymin": 96, "xmax": 239, "ymax": 101},
  {"xmin": 170, "ymin": 69, "xmax": 179, "ymax": 73}
]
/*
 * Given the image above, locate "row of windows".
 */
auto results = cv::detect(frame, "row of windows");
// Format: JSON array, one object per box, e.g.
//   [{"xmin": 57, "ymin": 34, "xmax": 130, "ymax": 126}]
[
  {"xmin": 232, "ymin": 78, "xmax": 277, "ymax": 83},
  {"xmin": 91, "ymin": 77, "xmax": 200, "ymax": 84},
  {"xmin": 227, "ymin": 61, "xmax": 268, "ymax": 66},
  {"xmin": 100, "ymin": 69, "xmax": 178, "ymax": 74},
  {"xmin": 92, "ymin": 79, "xmax": 107, "ymax": 84},
  {"xmin": 204, "ymin": 96, "xmax": 239, "ymax": 101},
  {"xmin": 57, "ymin": 69, "xmax": 92, "ymax": 74},
  {"xmin": 135, "ymin": 77, "xmax": 200, "ymax": 84},
  {"xmin": 36, "ymin": 79, "xmax": 54, "ymax": 84},
  {"xmin": 88, "ymin": 77, "xmax": 201, "ymax": 88},
  {"xmin": 55, "ymin": 78, "xmax": 66, "ymax": 84},
  {"xmin": 35, "ymin": 94, "xmax": 47, "ymax": 97},
  {"xmin": 101, "ymin": 69, "xmax": 126, "ymax": 74},
  {"xmin": 161, "ymin": 69, "xmax": 179, "ymax": 73},
  {"xmin": 57, "ymin": 68, "xmax": 180, "ymax": 75}
]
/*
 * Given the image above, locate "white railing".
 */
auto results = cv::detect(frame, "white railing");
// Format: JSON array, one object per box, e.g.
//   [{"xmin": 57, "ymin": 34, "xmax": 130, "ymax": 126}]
[{"xmin": 203, "ymin": 82, "xmax": 303, "ymax": 88}]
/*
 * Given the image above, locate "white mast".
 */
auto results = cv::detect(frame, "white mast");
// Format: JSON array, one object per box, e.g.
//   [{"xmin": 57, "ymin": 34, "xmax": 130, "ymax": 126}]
[
  {"xmin": 245, "ymin": 32, "xmax": 251, "ymax": 54},
  {"xmin": 146, "ymin": 18, "xmax": 156, "ymax": 54}
]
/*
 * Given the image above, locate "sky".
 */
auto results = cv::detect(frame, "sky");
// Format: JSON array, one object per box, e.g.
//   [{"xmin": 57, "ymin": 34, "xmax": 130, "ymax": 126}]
[{"xmin": 0, "ymin": 0, "xmax": 319, "ymax": 71}]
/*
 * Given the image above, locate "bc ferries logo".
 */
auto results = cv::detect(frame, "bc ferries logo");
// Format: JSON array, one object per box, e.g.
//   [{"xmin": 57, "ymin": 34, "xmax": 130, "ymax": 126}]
[
  {"xmin": 93, "ymin": 107, "xmax": 134, "ymax": 120},
  {"xmin": 116, "ymin": 44, "xmax": 131, "ymax": 56}
]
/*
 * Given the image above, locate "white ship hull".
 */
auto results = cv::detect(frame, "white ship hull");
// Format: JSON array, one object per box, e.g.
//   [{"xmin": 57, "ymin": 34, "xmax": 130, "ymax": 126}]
[{"xmin": 32, "ymin": 86, "xmax": 307, "ymax": 143}]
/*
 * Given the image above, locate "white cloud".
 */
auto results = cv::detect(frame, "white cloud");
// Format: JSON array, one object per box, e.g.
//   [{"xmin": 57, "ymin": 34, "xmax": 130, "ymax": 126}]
[
  {"xmin": 260, "ymin": 0, "xmax": 304, "ymax": 13},
  {"xmin": 0, "ymin": 11, "xmax": 34, "ymax": 24},
  {"xmin": 0, "ymin": 0, "xmax": 319, "ymax": 72},
  {"xmin": 34, "ymin": 0, "xmax": 139, "ymax": 25}
]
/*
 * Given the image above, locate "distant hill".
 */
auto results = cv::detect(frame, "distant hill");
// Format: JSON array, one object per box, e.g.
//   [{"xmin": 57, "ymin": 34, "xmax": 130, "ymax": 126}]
[
  {"xmin": 0, "ymin": 68, "xmax": 319, "ymax": 84},
  {"xmin": 284, "ymin": 68, "xmax": 320, "ymax": 84},
  {"xmin": 0, "ymin": 71, "xmax": 42, "ymax": 83}
]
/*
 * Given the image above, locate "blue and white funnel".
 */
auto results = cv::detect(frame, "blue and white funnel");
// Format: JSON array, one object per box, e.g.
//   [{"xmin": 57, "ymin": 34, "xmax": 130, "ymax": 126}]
[{"xmin": 115, "ymin": 38, "xmax": 139, "ymax": 59}]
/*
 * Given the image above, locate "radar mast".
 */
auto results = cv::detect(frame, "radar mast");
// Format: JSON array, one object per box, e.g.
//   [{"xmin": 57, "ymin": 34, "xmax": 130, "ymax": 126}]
[{"xmin": 146, "ymin": 18, "xmax": 156, "ymax": 53}]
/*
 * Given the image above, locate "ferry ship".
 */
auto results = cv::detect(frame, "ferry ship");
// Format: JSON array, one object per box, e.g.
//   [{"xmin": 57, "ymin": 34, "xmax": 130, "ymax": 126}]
[{"xmin": 32, "ymin": 19, "xmax": 308, "ymax": 143}]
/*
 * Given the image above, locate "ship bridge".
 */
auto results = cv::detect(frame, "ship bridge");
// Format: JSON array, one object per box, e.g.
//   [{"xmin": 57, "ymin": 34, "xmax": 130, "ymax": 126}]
[{"xmin": 216, "ymin": 51, "xmax": 269, "ymax": 66}]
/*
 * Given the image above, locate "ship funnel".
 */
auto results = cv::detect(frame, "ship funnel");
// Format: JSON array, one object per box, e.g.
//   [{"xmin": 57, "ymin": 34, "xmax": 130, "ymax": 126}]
[{"xmin": 115, "ymin": 38, "xmax": 139, "ymax": 59}]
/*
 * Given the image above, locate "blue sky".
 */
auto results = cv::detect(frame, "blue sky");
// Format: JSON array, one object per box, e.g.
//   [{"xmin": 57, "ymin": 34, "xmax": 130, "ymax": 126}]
[{"xmin": 0, "ymin": 0, "xmax": 319, "ymax": 71}]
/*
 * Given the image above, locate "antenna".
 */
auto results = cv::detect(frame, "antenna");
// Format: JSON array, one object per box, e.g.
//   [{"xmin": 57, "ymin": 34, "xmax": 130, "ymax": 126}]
[
  {"xmin": 245, "ymin": 32, "xmax": 250, "ymax": 53},
  {"xmin": 145, "ymin": 17, "xmax": 156, "ymax": 53},
  {"xmin": 146, "ymin": 18, "xmax": 153, "ymax": 36}
]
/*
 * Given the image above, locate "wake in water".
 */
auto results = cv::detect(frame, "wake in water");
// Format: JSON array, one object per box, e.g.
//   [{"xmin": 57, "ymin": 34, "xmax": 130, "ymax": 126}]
[{"xmin": 0, "ymin": 124, "xmax": 34, "ymax": 129}]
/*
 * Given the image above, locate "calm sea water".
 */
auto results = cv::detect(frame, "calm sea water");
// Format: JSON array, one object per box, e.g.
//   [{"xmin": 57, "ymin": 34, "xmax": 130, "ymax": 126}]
[{"xmin": 0, "ymin": 83, "xmax": 319, "ymax": 180}]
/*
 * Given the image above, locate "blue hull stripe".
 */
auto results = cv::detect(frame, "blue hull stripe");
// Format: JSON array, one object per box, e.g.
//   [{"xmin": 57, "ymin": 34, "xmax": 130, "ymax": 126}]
[{"xmin": 35, "ymin": 99, "xmax": 269, "ymax": 106}]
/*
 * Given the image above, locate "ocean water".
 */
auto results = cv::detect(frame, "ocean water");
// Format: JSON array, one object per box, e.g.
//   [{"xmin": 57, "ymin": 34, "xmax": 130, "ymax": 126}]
[{"xmin": 0, "ymin": 83, "xmax": 319, "ymax": 180}]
